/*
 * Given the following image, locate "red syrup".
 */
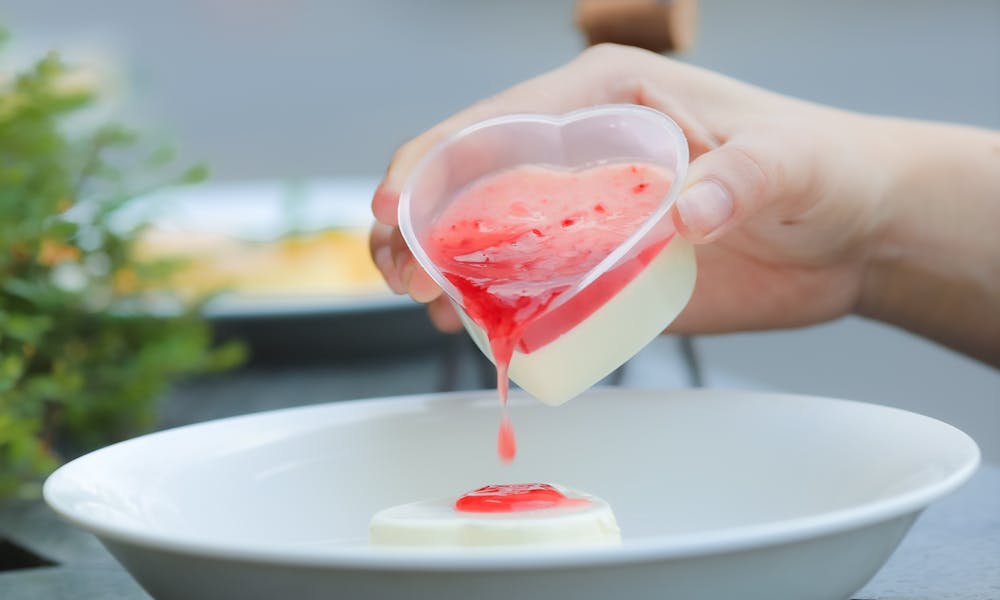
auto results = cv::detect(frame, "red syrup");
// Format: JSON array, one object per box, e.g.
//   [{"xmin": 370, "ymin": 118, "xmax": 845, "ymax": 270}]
[
  {"xmin": 425, "ymin": 162, "xmax": 675, "ymax": 462},
  {"xmin": 454, "ymin": 483, "xmax": 589, "ymax": 513}
]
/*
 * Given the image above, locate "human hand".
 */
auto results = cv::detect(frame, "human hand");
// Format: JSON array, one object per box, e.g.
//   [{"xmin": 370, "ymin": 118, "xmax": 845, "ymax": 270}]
[{"xmin": 370, "ymin": 44, "xmax": 892, "ymax": 335}]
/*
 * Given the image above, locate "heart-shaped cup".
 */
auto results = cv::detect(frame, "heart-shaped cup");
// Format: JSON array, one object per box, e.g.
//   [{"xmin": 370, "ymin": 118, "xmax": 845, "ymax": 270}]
[{"xmin": 399, "ymin": 104, "xmax": 696, "ymax": 405}]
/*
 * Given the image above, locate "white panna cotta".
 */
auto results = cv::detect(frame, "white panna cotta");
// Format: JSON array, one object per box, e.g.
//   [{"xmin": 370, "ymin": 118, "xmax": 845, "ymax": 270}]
[{"xmin": 369, "ymin": 483, "xmax": 621, "ymax": 548}]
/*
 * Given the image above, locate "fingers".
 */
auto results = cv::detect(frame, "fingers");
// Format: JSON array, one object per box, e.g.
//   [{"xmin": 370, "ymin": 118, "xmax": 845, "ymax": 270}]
[
  {"xmin": 372, "ymin": 220, "xmax": 455, "ymax": 336},
  {"xmin": 371, "ymin": 182, "xmax": 399, "ymax": 227},
  {"xmin": 370, "ymin": 221, "xmax": 445, "ymax": 304},
  {"xmin": 403, "ymin": 259, "xmax": 443, "ymax": 304},
  {"xmin": 671, "ymin": 132, "xmax": 811, "ymax": 243},
  {"xmin": 672, "ymin": 177, "xmax": 736, "ymax": 242},
  {"xmin": 369, "ymin": 222, "xmax": 404, "ymax": 293},
  {"xmin": 627, "ymin": 78, "xmax": 720, "ymax": 159},
  {"xmin": 372, "ymin": 221, "xmax": 460, "ymax": 331},
  {"xmin": 427, "ymin": 295, "xmax": 464, "ymax": 333},
  {"xmin": 387, "ymin": 225, "xmax": 442, "ymax": 304}
]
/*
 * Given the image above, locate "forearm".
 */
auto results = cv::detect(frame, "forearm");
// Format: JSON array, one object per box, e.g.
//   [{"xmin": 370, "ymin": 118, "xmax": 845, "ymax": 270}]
[{"xmin": 858, "ymin": 117, "xmax": 1000, "ymax": 366}]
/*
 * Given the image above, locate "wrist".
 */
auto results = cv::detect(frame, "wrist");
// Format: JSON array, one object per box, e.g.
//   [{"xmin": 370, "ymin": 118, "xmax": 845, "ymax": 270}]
[
  {"xmin": 854, "ymin": 114, "xmax": 923, "ymax": 322},
  {"xmin": 856, "ymin": 116, "xmax": 1000, "ymax": 363}
]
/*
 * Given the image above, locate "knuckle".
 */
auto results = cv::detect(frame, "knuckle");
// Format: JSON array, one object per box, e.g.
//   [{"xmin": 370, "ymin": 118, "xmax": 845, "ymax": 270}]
[
  {"xmin": 388, "ymin": 137, "xmax": 419, "ymax": 172},
  {"xmin": 580, "ymin": 42, "xmax": 616, "ymax": 61},
  {"xmin": 578, "ymin": 42, "xmax": 630, "ymax": 63},
  {"xmin": 578, "ymin": 42, "xmax": 656, "ymax": 71}
]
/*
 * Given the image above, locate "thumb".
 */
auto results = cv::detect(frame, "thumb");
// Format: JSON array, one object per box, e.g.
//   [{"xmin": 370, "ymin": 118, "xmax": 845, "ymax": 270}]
[{"xmin": 671, "ymin": 137, "xmax": 795, "ymax": 243}]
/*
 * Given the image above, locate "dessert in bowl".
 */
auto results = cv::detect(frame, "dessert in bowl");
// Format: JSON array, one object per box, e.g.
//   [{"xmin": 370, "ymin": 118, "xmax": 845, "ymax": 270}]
[
  {"xmin": 44, "ymin": 389, "xmax": 979, "ymax": 600},
  {"xmin": 370, "ymin": 482, "xmax": 621, "ymax": 548}
]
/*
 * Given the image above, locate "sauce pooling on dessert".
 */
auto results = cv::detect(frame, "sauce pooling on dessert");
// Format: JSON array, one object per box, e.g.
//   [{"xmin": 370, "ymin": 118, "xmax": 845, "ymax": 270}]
[
  {"xmin": 370, "ymin": 482, "xmax": 621, "ymax": 546},
  {"xmin": 455, "ymin": 483, "xmax": 590, "ymax": 513}
]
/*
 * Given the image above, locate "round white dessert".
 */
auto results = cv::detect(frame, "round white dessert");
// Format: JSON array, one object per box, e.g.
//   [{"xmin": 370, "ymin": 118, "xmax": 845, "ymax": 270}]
[{"xmin": 369, "ymin": 484, "xmax": 621, "ymax": 548}]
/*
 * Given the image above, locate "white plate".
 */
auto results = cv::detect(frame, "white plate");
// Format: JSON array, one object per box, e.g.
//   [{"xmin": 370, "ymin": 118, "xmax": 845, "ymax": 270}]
[{"xmin": 44, "ymin": 389, "xmax": 979, "ymax": 600}]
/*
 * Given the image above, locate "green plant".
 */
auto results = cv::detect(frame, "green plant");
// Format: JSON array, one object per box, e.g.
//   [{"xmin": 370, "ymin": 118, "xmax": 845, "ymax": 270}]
[{"xmin": 0, "ymin": 31, "xmax": 244, "ymax": 498}]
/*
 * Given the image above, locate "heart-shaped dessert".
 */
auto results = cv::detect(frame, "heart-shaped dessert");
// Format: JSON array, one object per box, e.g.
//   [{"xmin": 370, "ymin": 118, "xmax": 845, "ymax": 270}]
[{"xmin": 399, "ymin": 105, "xmax": 695, "ymax": 455}]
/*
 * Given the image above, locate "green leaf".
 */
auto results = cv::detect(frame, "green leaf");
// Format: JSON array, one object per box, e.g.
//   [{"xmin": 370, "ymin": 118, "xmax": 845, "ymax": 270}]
[
  {"xmin": 178, "ymin": 163, "xmax": 210, "ymax": 184},
  {"xmin": 2, "ymin": 313, "xmax": 54, "ymax": 343},
  {"xmin": 144, "ymin": 144, "xmax": 176, "ymax": 168},
  {"xmin": 95, "ymin": 123, "xmax": 137, "ymax": 146},
  {"xmin": 44, "ymin": 218, "xmax": 80, "ymax": 240},
  {"xmin": 0, "ymin": 354, "xmax": 25, "ymax": 391}
]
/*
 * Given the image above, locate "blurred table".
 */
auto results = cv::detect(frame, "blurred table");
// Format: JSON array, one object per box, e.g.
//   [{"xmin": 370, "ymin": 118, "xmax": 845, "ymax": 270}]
[{"xmin": 1, "ymin": 361, "xmax": 998, "ymax": 599}]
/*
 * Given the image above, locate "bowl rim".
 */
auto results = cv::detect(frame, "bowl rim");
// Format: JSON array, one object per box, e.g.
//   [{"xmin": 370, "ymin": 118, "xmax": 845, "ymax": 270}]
[{"xmin": 43, "ymin": 388, "xmax": 981, "ymax": 572}]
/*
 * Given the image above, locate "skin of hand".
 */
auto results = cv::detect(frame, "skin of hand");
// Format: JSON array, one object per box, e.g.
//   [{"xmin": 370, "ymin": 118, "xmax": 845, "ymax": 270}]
[{"xmin": 370, "ymin": 43, "xmax": 1000, "ymax": 365}]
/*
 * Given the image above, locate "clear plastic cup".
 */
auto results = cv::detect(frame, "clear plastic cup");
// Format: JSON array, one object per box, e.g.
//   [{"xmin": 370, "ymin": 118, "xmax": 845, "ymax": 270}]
[{"xmin": 399, "ymin": 104, "xmax": 696, "ymax": 404}]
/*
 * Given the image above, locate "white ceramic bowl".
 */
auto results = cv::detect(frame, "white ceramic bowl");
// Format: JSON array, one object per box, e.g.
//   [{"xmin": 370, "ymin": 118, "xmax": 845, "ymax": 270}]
[{"xmin": 44, "ymin": 389, "xmax": 979, "ymax": 600}]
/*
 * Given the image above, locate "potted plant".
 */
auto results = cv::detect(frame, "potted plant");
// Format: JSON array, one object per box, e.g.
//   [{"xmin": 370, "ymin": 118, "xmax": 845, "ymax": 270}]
[{"xmin": 0, "ymin": 30, "xmax": 243, "ymax": 498}]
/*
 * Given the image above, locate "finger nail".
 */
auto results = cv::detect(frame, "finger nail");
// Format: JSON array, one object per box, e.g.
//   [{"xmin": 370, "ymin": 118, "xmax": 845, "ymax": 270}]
[{"xmin": 677, "ymin": 180, "xmax": 733, "ymax": 237}]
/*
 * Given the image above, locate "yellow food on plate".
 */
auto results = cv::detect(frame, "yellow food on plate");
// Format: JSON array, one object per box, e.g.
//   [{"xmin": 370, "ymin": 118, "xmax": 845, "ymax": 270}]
[{"xmin": 131, "ymin": 228, "xmax": 389, "ymax": 299}]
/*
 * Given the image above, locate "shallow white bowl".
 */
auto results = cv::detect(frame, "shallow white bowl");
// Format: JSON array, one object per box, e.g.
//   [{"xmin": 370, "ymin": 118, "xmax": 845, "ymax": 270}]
[{"xmin": 44, "ymin": 389, "xmax": 979, "ymax": 600}]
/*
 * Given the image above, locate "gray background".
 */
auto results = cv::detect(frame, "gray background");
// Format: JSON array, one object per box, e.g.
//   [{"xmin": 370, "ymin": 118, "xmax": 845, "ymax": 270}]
[{"xmin": 4, "ymin": 0, "xmax": 999, "ymax": 463}]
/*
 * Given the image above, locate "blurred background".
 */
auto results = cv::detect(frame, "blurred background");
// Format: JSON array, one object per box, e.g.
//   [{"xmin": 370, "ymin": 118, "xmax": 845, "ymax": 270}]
[{"xmin": 3, "ymin": 0, "xmax": 999, "ymax": 463}]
